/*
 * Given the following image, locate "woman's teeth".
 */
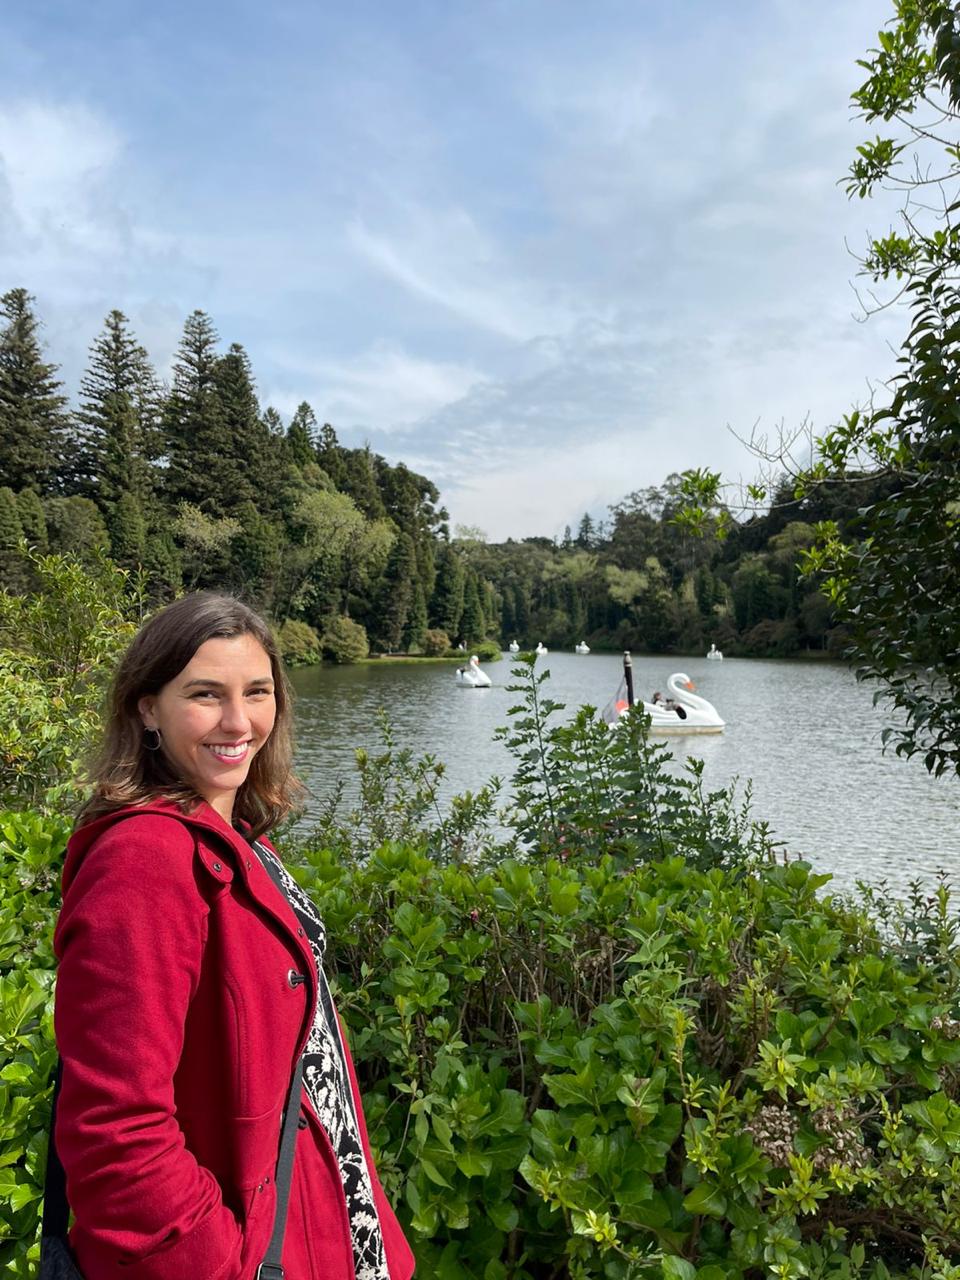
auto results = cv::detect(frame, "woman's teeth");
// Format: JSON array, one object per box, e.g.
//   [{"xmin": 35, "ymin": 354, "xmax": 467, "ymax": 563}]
[{"xmin": 205, "ymin": 743, "xmax": 249, "ymax": 758}]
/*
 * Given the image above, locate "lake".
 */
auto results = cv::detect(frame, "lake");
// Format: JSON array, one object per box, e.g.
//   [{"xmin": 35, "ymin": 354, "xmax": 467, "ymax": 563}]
[{"xmin": 289, "ymin": 652, "xmax": 960, "ymax": 894}]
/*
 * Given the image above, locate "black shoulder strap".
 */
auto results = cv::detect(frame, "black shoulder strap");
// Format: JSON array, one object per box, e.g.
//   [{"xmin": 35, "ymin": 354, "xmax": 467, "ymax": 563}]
[
  {"xmin": 255, "ymin": 1055, "xmax": 305, "ymax": 1280},
  {"xmin": 40, "ymin": 1058, "xmax": 69, "ymax": 1242}
]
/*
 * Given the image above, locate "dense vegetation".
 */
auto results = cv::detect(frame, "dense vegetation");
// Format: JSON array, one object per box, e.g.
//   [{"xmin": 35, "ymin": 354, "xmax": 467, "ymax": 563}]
[{"xmin": 0, "ymin": 290, "xmax": 873, "ymax": 663}]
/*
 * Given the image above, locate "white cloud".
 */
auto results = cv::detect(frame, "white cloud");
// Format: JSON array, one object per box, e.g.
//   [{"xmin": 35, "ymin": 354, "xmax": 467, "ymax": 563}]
[{"xmin": 263, "ymin": 341, "xmax": 483, "ymax": 429}]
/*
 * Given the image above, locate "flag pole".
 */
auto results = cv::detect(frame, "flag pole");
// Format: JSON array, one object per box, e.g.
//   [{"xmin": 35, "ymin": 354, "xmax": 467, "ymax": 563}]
[{"xmin": 623, "ymin": 651, "xmax": 635, "ymax": 708}]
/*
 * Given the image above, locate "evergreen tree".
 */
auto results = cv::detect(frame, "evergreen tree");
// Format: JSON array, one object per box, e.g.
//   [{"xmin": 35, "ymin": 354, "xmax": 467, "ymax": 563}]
[
  {"xmin": 461, "ymin": 572, "xmax": 485, "ymax": 643},
  {"xmin": 0, "ymin": 289, "xmax": 70, "ymax": 492},
  {"xmin": 316, "ymin": 422, "xmax": 347, "ymax": 489},
  {"xmin": 16, "ymin": 488, "xmax": 48, "ymax": 551},
  {"xmin": 77, "ymin": 310, "xmax": 159, "ymax": 509},
  {"xmin": 575, "ymin": 512, "xmax": 596, "ymax": 549},
  {"xmin": 341, "ymin": 446, "xmax": 386, "ymax": 519},
  {"xmin": 43, "ymin": 496, "xmax": 109, "ymax": 558},
  {"xmin": 402, "ymin": 580, "xmax": 428, "ymax": 652},
  {"xmin": 430, "ymin": 544, "xmax": 465, "ymax": 637},
  {"xmin": 214, "ymin": 343, "xmax": 272, "ymax": 513},
  {"xmin": 0, "ymin": 487, "xmax": 25, "ymax": 589},
  {"xmin": 372, "ymin": 532, "xmax": 415, "ymax": 651},
  {"xmin": 107, "ymin": 491, "xmax": 147, "ymax": 567},
  {"xmin": 162, "ymin": 311, "xmax": 228, "ymax": 515},
  {"xmin": 286, "ymin": 402, "xmax": 317, "ymax": 470}
]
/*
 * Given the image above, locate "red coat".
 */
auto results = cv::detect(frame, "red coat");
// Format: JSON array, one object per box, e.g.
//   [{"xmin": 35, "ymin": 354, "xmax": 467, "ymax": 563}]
[{"xmin": 54, "ymin": 800, "xmax": 415, "ymax": 1280}]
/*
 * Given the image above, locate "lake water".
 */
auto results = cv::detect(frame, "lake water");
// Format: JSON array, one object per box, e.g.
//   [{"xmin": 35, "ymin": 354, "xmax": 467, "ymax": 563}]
[{"xmin": 289, "ymin": 652, "xmax": 960, "ymax": 894}]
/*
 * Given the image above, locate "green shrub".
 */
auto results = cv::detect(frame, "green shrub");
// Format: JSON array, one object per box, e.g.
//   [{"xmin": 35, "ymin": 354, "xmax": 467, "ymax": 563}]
[
  {"xmin": 422, "ymin": 628, "xmax": 451, "ymax": 657},
  {"xmin": 445, "ymin": 639, "xmax": 502, "ymax": 662},
  {"xmin": 0, "ymin": 810, "xmax": 70, "ymax": 1277},
  {"xmin": 277, "ymin": 618, "xmax": 322, "ymax": 667},
  {"xmin": 0, "ymin": 547, "xmax": 144, "ymax": 810},
  {"xmin": 323, "ymin": 615, "xmax": 369, "ymax": 664}
]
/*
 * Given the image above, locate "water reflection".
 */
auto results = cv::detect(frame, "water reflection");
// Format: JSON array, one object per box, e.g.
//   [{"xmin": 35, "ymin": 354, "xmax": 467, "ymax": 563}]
[{"xmin": 289, "ymin": 653, "xmax": 960, "ymax": 894}]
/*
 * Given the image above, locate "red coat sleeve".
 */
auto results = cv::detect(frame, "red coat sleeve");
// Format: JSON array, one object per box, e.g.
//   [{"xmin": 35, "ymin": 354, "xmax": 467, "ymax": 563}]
[{"xmin": 53, "ymin": 816, "xmax": 243, "ymax": 1280}]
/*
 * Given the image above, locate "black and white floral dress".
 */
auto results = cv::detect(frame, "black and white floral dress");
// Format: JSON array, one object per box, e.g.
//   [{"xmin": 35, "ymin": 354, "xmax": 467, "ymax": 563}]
[{"xmin": 251, "ymin": 840, "xmax": 389, "ymax": 1280}]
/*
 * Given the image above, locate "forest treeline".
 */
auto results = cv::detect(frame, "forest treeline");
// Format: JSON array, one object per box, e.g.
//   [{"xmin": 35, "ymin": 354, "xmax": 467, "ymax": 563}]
[{"xmin": 0, "ymin": 287, "xmax": 881, "ymax": 661}]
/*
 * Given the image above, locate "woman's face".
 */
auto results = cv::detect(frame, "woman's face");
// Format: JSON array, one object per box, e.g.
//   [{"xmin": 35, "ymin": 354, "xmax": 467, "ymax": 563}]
[{"xmin": 138, "ymin": 633, "xmax": 277, "ymax": 822}]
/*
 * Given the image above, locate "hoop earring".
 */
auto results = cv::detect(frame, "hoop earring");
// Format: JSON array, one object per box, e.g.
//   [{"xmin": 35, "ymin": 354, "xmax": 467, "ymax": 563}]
[{"xmin": 143, "ymin": 727, "xmax": 162, "ymax": 752}]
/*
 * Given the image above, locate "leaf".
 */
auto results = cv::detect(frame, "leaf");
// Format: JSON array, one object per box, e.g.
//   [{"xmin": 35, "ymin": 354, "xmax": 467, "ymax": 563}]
[
  {"xmin": 683, "ymin": 1181, "xmax": 727, "ymax": 1218},
  {"xmin": 662, "ymin": 1256, "xmax": 696, "ymax": 1280}
]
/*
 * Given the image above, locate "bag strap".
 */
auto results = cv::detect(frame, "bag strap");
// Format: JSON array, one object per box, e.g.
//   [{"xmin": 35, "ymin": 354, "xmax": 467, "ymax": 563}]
[
  {"xmin": 255, "ymin": 1055, "xmax": 305, "ymax": 1280},
  {"xmin": 40, "ymin": 1058, "xmax": 70, "ymax": 1243}
]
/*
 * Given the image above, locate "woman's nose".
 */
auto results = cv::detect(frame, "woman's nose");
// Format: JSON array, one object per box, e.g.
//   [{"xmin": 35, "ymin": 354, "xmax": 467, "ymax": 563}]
[{"xmin": 218, "ymin": 697, "xmax": 251, "ymax": 736}]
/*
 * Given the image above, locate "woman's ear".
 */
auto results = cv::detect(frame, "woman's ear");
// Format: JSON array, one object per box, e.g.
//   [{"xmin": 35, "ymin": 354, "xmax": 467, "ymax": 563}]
[{"xmin": 137, "ymin": 696, "xmax": 157, "ymax": 729}]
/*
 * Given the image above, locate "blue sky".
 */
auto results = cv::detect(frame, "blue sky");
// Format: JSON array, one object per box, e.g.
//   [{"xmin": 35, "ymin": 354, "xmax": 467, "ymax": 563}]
[{"xmin": 1, "ymin": 0, "xmax": 905, "ymax": 538}]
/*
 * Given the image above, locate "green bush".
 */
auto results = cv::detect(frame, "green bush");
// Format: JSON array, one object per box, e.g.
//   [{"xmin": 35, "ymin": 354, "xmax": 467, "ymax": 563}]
[
  {"xmin": 423, "ymin": 628, "xmax": 451, "ymax": 657},
  {"xmin": 0, "ymin": 547, "xmax": 144, "ymax": 810},
  {"xmin": 0, "ymin": 810, "xmax": 70, "ymax": 1277},
  {"xmin": 446, "ymin": 640, "xmax": 502, "ymax": 663},
  {"xmin": 277, "ymin": 618, "xmax": 322, "ymax": 667},
  {"xmin": 323, "ymin": 615, "xmax": 369, "ymax": 664}
]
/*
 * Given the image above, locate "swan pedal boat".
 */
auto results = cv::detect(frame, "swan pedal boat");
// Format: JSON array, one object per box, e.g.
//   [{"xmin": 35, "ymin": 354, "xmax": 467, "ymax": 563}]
[
  {"xmin": 706, "ymin": 644, "xmax": 723, "ymax": 660},
  {"xmin": 456, "ymin": 655, "xmax": 492, "ymax": 688},
  {"xmin": 619, "ymin": 672, "xmax": 724, "ymax": 734},
  {"xmin": 508, "ymin": 641, "xmax": 520, "ymax": 653},
  {"xmin": 575, "ymin": 642, "xmax": 590, "ymax": 654},
  {"xmin": 535, "ymin": 642, "xmax": 548, "ymax": 655}
]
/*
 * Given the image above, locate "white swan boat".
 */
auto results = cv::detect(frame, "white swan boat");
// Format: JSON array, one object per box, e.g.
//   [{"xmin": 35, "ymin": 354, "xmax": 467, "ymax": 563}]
[
  {"xmin": 456, "ymin": 655, "xmax": 492, "ymax": 688},
  {"xmin": 606, "ymin": 666, "xmax": 724, "ymax": 734},
  {"xmin": 707, "ymin": 644, "xmax": 723, "ymax": 660},
  {"xmin": 508, "ymin": 640, "xmax": 520, "ymax": 653},
  {"xmin": 641, "ymin": 673, "xmax": 724, "ymax": 733},
  {"xmin": 535, "ymin": 642, "xmax": 548, "ymax": 655},
  {"xmin": 575, "ymin": 642, "xmax": 590, "ymax": 654}
]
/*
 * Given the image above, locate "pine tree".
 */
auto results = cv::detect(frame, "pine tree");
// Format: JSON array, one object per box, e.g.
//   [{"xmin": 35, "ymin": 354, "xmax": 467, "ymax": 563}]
[
  {"xmin": 77, "ymin": 310, "xmax": 159, "ymax": 509},
  {"xmin": 162, "ymin": 311, "xmax": 228, "ymax": 515},
  {"xmin": 402, "ymin": 580, "xmax": 429, "ymax": 652},
  {"xmin": 16, "ymin": 488, "xmax": 48, "ymax": 551},
  {"xmin": 461, "ymin": 572, "xmax": 485, "ymax": 643},
  {"xmin": 286, "ymin": 402, "xmax": 317, "ymax": 470},
  {"xmin": 214, "ymin": 343, "xmax": 271, "ymax": 513},
  {"xmin": 316, "ymin": 422, "xmax": 347, "ymax": 489},
  {"xmin": 430, "ymin": 544, "xmax": 465, "ymax": 637},
  {"xmin": 0, "ymin": 487, "xmax": 25, "ymax": 590},
  {"xmin": 0, "ymin": 289, "xmax": 70, "ymax": 492},
  {"xmin": 372, "ymin": 532, "xmax": 415, "ymax": 651},
  {"xmin": 575, "ymin": 513, "xmax": 596, "ymax": 549},
  {"xmin": 108, "ymin": 491, "xmax": 147, "ymax": 566}
]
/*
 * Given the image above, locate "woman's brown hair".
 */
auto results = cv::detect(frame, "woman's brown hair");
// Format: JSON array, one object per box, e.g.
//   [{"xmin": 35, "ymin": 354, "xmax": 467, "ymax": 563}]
[{"xmin": 78, "ymin": 593, "xmax": 304, "ymax": 838}]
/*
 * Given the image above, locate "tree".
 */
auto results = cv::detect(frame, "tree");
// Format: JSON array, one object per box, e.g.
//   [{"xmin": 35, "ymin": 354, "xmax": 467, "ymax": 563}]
[
  {"xmin": 76, "ymin": 310, "xmax": 159, "ymax": 510},
  {"xmin": 0, "ymin": 289, "xmax": 70, "ymax": 493},
  {"xmin": 15, "ymin": 488, "xmax": 47, "ymax": 552},
  {"xmin": 460, "ymin": 571, "xmax": 486, "ymax": 644},
  {"xmin": 0, "ymin": 487, "xmax": 24, "ymax": 590},
  {"xmin": 286, "ymin": 401, "xmax": 318, "ymax": 470},
  {"xmin": 371, "ymin": 532, "xmax": 416, "ymax": 652},
  {"xmin": 430, "ymin": 544, "xmax": 466, "ymax": 638},
  {"xmin": 214, "ymin": 344, "xmax": 274, "ymax": 514},
  {"xmin": 162, "ymin": 311, "xmax": 228, "ymax": 515}
]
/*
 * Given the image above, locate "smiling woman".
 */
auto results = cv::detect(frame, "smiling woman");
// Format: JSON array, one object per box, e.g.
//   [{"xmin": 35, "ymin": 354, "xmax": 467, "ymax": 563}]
[{"xmin": 45, "ymin": 593, "xmax": 415, "ymax": 1280}]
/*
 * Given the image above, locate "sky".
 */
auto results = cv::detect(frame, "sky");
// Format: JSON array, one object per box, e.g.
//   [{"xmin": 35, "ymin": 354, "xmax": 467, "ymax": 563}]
[{"xmin": 0, "ymin": 0, "xmax": 907, "ymax": 540}]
